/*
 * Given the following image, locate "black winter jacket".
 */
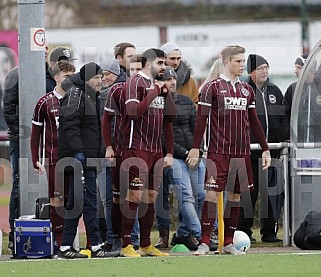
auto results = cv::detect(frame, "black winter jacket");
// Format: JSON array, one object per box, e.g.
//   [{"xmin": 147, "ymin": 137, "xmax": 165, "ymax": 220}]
[
  {"xmin": 3, "ymin": 67, "xmax": 19, "ymax": 142},
  {"xmin": 163, "ymin": 92, "xmax": 199, "ymax": 159},
  {"xmin": 58, "ymin": 73, "xmax": 102, "ymax": 160},
  {"xmin": 247, "ymin": 77, "xmax": 286, "ymax": 158},
  {"xmin": 283, "ymin": 81, "xmax": 297, "ymax": 140}
]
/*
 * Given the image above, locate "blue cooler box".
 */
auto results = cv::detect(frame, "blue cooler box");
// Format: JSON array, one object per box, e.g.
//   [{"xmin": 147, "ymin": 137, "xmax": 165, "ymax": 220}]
[{"xmin": 14, "ymin": 218, "xmax": 53, "ymax": 258}]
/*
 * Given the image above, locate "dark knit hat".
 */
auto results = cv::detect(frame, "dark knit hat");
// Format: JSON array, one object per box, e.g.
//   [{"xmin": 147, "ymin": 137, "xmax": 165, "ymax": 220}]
[
  {"xmin": 247, "ymin": 54, "xmax": 269, "ymax": 73},
  {"xmin": 295, "ymin": 53, "xmax": 309, "ymax": 66},
  {"xmin": 162, "ymin": 66, "xmax": 177, "ymax": 81},
  {"xmin": 80, "ymin": 62, "xmax": 103, "ymax": 82}
]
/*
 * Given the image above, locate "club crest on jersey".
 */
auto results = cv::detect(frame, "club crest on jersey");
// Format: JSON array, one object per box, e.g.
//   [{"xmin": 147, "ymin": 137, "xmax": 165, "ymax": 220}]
[
  {"xmin": 130, "ymin": 177, "xmax": 143, "ymax": 187},
  {"xmin": 205, "ymin": 176, "xmax": 218, "ymax": 189},
  {"xmin": 241, "ymin": 86, "xmax": 250, "ymax": 97},
  {"xmin": 224, "ymin": 97, "xmax": 247, "ymax": 110},
  {"xmin": 269, "ymin": 94, "xmax": 276, "ymax": 104},
  {"xmin": 149, "ymin": 96, "xmax": 165, "ymax": 109}
]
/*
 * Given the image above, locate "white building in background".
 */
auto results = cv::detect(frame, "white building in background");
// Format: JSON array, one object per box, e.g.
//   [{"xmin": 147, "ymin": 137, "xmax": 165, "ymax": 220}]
[{"xmin": 46, "ymin": 20, "xmax": 321, "ymax": 92}]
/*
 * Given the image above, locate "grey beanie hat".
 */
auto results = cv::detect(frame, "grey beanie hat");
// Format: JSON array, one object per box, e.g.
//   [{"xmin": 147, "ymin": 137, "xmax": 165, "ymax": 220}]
[
  {"xmin": 100, "ymin": 58, "xmax": 120, "ymax": 76},
  {"xmin": 160, "ymin": 42, "xmax": 181, "ymax": 55}
]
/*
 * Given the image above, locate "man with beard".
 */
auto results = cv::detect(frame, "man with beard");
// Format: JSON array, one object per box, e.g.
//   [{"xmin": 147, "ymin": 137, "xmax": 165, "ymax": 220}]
[
  {"xmin": 119, "ymin": 48, "xmax": 176, "ymax": 257},
  {"xmin": 161, "ymin": 42, "xmax": 199, "ymax": 105}
]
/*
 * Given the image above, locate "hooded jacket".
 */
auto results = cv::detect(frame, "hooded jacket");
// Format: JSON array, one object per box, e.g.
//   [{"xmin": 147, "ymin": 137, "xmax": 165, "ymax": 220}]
[
  {"xmin": 175, "ymin": 61, "xmax": 199, "ymax": 105},
  {"xmin": 58, "ymin": 73, "xmax": 102, "ymax": 160}
]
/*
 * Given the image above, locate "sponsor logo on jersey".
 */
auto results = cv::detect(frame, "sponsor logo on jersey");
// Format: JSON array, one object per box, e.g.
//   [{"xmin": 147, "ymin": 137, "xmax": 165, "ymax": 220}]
[
  {"xmin": 150, "ymin": 96, "xmax": 165, "ymax": 109},
  {"xmin": 206, "ymin": 176, "xmax": 218, "ymax": 188},
  {"xmin": 269, "ymin": 94, "xmax": 277, "ymax": 104},
  {"xmin": 224, "ymin": 97, "xmax": 247, "ymax": 111},
  {"xmin": 130, "ymin": 177, "xmax": 144, "ymax": 187}
]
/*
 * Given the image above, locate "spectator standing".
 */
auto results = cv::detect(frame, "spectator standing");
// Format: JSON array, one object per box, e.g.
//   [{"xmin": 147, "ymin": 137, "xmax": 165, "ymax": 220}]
[
  {"xmin": 46, "ymin": 46, "xmax": 76, "ymax": 93},
  {"xmin": 161, "ymin": 42, "xmax": 199, "ymax": 105},
  {"xmin": 97, "ymin": 57, "xmax": 126, "ymax": 250},
  {"xmin": 187, "ymin": 45, "xmax": 271, "ymax": 255},
  {"xmin": 129, "ymin": 54, "xmax": 143, "ymax": 76},
  {"xmin": 30, "ymin": 60, "xmax": 75, "ymax": 249},
  {"xmin": 3, "ymin": 65, "xmax": 19, "ymax": 252},
  {"xmin": 155, "ymin": 66, "xmax": 205, "ymax": 250},
  {"xmin": 3, "ymin": 43, "xmax": 51, "ymax": 252},
  {"xmin": 199, "ymin": 59, "xmax": 224, "ymax": 92},
  {"xmin": 114, "ymin": 42, "xmax": 136, "ymax": 77},
  {"xmin": 284, "ymin": 54, "xmax": 308, "ymax": 140},
  {"xmin": 57, "ymin": 62, "xmax": 114, "ymax": 258},
  {"xmin": 237, "ymin": 54, "xmax": 285, "ymax": 243}
]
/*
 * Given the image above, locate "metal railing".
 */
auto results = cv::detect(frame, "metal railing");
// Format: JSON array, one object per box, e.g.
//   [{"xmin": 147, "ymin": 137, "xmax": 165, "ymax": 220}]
[{"xmin": 251, "ymin": 142, "xmax": 290, "ymax": 246}]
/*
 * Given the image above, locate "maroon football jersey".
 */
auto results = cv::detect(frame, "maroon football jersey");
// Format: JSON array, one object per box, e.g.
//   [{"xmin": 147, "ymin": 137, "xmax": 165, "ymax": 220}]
[
  {"xmin": 104, "ymin": 82, "xmax": 125, "ymax": 156},
  {"xmin": 122, "ymin": 72, "xmax": 165, "ymax": 153},
  {"xmin": 199, "ymin": 75, "xmax": 256, "ymax": 156},
  {"xmin": 31, "ymin": 90, "xmax": 62, "ymax": 165}
]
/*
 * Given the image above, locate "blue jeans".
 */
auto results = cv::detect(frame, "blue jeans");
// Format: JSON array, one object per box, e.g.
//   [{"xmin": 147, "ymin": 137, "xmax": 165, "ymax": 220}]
[
  {"xmin": 163, "ymin": 158, "xmax": 206, "ymax": 238},
  {"xmin": 131, "ymin": 213, "xmax": 140, "ymax": 246},
  {"xmin": 62, "ymin": 168, "xmax": 102, "ymax": 247},
  {"xmin": 9, "ymin": 141, "xmax": 19, "ymax": 240},
  {"xmin": 97, "ymin": 160, "xmax": 113, "ymax": 245}
]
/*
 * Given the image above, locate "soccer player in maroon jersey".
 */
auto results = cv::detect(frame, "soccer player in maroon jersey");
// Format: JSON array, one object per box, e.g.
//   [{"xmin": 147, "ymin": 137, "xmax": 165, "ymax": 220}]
[
  {"xmin": 101, "ymin": 81, "xmax": 125, "ymax": 252},
  {"xmin": 119, "ymin": 48, "xmax": 176, "ymax": 257},
  {"xmin": 187, "ymin": 45, "xmax": 271, "ymax": 255},
  {"xmin": 30, "ymin": 60, "xmax": 75, "ymax": 249},
  {"xmin": 101, "ymin": 54, "xmax": 144, "ymax": 252}
]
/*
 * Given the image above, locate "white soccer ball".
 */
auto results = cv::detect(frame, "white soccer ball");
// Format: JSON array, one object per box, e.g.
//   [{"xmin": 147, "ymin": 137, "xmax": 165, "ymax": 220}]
[{"xmin": 233, "ymin": 230, "xmax": 251, "ymax": 252}]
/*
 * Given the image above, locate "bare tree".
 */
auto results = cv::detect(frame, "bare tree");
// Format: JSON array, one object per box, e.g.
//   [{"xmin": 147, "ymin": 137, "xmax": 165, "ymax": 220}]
[
  {"xmin": 0, "ymin": 0, "xmax": 18, "ymax": 30},
  {"xmin": 45, "ymin": 1, "xmax": 76, "ymax": 28}
]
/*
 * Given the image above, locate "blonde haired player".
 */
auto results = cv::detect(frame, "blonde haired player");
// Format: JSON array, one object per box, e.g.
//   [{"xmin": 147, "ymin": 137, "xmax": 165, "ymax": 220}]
[{"xmin": 187, "ymin": 45, "xmax": 271, "ymax": 255}]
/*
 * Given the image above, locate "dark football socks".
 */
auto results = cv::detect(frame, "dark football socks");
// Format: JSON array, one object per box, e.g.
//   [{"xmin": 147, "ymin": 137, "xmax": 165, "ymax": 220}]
[
  {"xmin": 50, "ymin": 206, "xmax": 64, "ymax": 247},
  {"xmin": 224, "ymin": 200, "xmax": 240, "ymax": 246},
  {"xmin": 138, "ymin": 202, "xmax": 155, "ymax": 247},
  {"xmin": 201, "ymin": 200, "xmax": 217, "ymax": 245},
  {"xmin": 121, "ymin": 200, "xmax": 139, "ymax": 247}
]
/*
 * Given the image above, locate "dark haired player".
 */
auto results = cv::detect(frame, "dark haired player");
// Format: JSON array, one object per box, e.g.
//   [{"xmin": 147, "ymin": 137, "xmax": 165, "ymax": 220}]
[{"xmin": 120, "ymin": 48, "xmax": 176, "ymax": 257}]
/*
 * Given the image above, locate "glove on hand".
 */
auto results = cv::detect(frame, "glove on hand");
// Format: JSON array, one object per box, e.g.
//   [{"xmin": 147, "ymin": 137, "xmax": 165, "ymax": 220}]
[{"xmin": 74, "ymin": 152, "xmax": 86, "ymax": 164}]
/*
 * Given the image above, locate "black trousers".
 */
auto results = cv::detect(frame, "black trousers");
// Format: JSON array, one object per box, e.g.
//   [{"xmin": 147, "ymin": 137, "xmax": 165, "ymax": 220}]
[{"xmin": 237, "ymin": 156, "xmax": 278, "ymax": 238}]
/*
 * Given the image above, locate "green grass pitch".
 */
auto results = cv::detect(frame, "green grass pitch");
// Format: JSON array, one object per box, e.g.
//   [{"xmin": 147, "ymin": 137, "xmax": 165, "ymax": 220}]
[{"xmin": 1, "ymin": 253, "xmax": 321, "ymax": 277}]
